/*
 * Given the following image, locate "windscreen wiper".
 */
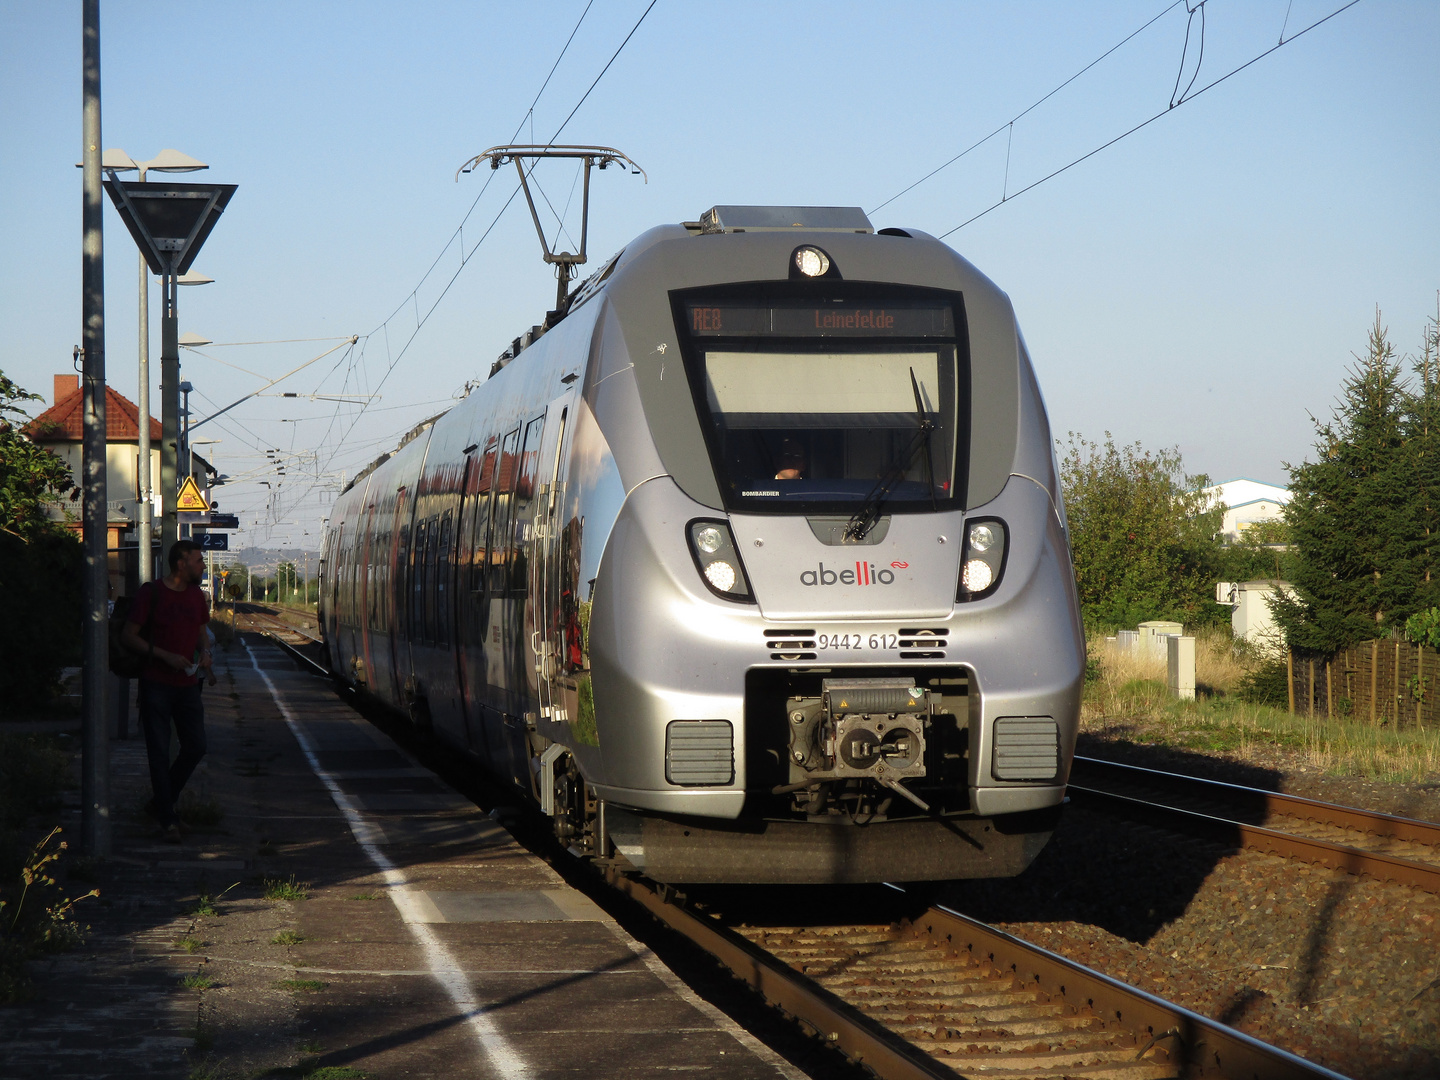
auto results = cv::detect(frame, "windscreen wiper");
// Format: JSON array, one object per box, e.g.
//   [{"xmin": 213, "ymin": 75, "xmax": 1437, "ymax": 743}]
[{"xmin": 844, "ymin": 369, "xmax": 935, "ymax": 542}]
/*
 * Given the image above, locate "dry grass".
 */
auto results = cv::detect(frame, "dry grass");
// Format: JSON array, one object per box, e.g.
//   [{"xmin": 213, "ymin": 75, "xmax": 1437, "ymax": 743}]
[{"xmin": 1084, "ymin": 628, "xmax": 1440, "ymax": 783}]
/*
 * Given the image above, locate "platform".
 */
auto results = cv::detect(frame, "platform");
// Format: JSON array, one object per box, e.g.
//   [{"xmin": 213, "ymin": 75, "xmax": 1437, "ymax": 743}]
[{"xmin": 0, "ymin": 637, "xmax": 806, "ymax": 1079}]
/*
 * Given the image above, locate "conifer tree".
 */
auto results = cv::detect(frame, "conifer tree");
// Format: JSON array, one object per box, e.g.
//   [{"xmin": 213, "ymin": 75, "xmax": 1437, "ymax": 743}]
[{"xmin": 1273, "ymin": 312, "xmax": 1417, "ymax": 652}]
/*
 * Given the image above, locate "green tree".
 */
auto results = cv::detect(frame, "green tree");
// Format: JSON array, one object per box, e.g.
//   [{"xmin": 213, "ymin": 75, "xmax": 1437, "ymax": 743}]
[
  {"xmin": 0, "ymin": 371, "xmax": 74, "ymax": 539},
  {"xmin": 1059, "ymin": 433, "xmax": 1224, "ymax": 630},
  {"xmin": 1272, "ymin": 311, "xmax": 1436, "ymax": 652},
  {"xmin": 0, "ymin": 372, "xmax": 82, "ymax": 712}
]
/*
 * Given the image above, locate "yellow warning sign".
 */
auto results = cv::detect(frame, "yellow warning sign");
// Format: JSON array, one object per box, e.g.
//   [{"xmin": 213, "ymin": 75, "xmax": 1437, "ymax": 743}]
[{"xmin": 176, "ymin": 475, "xmax": 209, "ymax": 511}]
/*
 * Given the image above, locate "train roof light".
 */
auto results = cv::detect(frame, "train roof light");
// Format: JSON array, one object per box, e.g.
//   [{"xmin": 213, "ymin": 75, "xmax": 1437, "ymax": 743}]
[{"xmin": 794, "ymin": 246, "xmax": 831, "ymax": 278}]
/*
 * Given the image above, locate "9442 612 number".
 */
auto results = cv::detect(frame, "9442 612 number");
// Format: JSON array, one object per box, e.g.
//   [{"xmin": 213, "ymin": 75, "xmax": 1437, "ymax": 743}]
[{"xmin": 816, "ymin": 633, "xmax": 901, "ymax": 651}]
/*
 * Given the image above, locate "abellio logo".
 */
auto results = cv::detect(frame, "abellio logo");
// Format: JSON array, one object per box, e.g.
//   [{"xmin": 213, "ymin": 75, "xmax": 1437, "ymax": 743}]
[{"xmin": 800, "ymin": 560, "xmax": 905, "ymax": 587}]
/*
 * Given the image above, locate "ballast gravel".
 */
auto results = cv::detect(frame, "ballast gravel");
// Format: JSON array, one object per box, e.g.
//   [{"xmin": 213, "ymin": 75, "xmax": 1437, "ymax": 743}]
[{"xmin": 937, "ymin": 738, "xmax": 1440, "ymax": 1080}]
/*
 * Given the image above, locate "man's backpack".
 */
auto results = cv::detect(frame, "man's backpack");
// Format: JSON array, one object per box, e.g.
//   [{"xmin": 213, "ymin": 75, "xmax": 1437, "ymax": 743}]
[{"xmin": 108, "ymin": 585, "xmax": 155, "ymax": 679}]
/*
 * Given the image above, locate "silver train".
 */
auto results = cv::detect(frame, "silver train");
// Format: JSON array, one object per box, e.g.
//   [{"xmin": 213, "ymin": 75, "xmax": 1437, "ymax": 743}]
[{"xmin": 319, "ymin": 205, "xmax": 1084, "ymax": 884}]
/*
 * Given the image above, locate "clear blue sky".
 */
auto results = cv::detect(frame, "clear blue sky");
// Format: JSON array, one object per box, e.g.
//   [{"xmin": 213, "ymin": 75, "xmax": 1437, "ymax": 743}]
[{"xmin": 2, "ymin": 1, "xmax": 1436, "ymax": 551}]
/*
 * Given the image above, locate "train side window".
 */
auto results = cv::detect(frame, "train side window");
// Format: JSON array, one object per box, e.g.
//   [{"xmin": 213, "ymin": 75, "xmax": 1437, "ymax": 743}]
[
  {"xmin": 471, "ymin": 440, "xmax": 498, "ymax": 593},
  {"xmin": 437, "ymin": 510, "xmax": 453, "ymax": 647},
  {"xmin": 509, "ymin": 415, "xmax": 546, "ymax": 595},
  {"xmin": 412, "ymin": 519, "xmax": 428, "ymax": 643},
  {"xmin": 489, "ymin": 429, "xmax": 521, "ymax": 596},
  {"xmin": 397, "ymin": 523, "xmax": 410, "ymax": 638}
]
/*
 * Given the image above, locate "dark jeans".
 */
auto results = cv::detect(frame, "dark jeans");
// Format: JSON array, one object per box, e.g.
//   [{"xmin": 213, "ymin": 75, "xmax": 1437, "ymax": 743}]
[{"xmin": 138, "ymin": 679, "xmax": 207, "ymax": 828}]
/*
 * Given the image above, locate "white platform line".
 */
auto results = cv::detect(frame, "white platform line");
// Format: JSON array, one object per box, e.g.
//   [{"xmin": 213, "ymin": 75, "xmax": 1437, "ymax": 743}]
[{"xmin": 244, "ymin": 641, "xmax": 529, "ymax": 1080}]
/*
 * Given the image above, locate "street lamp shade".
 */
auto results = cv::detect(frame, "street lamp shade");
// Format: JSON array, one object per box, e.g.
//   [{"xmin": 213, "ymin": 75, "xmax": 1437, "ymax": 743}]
[
  {"xmin": 176, "ymin": 271, "xmax": 214, "ymax": 286},
  {"xmin": 99, "ymin": 148, "xmax": 138, "ymax": 171},
  {"xmin": 102, "ymin": 180, "xmax": 237, "ymax": 276},
  {"xmin": 139, "ymin": 149, "xmax": 208, "ymax": 173},
  {"xmin": 179, "ymin": 332, "xmax": 213, "ymax": 347}
]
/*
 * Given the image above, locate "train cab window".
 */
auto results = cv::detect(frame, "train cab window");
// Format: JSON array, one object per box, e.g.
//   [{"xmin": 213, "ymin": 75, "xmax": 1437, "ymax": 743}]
[
  {"xmin": 674, "ymin": 285, "xmax": 968, "ymax": 515},
  {"xmin": 436, "ymin": 511, "xmax": 453, "ymax": 647}
]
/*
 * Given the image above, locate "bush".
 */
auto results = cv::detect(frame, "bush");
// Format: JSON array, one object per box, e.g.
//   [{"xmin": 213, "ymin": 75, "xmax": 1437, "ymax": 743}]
[
  {"xmin": 1059, "ymin": 434, "xmax": 1225, "ymax": 631},
  {"xmin": 1237, "ymin": 655, "xmax": 1290, "ymax": 708},
  {"xmin": 0, "ymin": 530, "xmax": 82, "ymax": 713}
]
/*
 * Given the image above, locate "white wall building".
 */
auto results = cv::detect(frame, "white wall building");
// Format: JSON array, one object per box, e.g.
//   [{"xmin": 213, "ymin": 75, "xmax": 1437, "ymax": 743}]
[{"xmin": 1200, "ymin": 477, "xmax": 1290, "ymax": 542}]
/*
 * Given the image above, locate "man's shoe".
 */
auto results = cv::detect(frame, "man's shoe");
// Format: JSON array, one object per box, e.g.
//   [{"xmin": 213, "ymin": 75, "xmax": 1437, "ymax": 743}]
[{"xmin": 162, "ymin": 824, "xmax": 182, "ymax": 845}]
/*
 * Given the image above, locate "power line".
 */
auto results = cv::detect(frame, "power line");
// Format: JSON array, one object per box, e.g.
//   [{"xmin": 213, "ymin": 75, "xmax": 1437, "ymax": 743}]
[
  {"xmin": 870, "ymin": 0, "xmax": 1184, "ymax": 216},
  {"xmin": 937, "ymin": 0, "xmax": 1362, "ymax": 239},
  {"xmin": 320, "ymin": 0, "xmax": 660, "ymax": 464}
]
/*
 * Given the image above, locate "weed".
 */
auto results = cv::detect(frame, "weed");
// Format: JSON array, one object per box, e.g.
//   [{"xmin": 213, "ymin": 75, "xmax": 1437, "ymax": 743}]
[
  {"xmin": 256, "ymin": 839, "xmax": 277, "ymax": 857},
  {"xmin": 347, "ymin": 892, "xmax": 380, "ymax": 901},
  {"xmin": 176, "ymin": 793, "xmax": 224, "ymax": 829},
  {"xmin": 272, "ymin": 929, "xmax": 304, "ymax": 947},
  {"xmin": 0, "ymin": 827, "xmax": 100, "ymax": 1002},
  {"xmin": 186, "ymin": 1026, "xmax": 216, "ymax": 1054},
  {"xmin": 297, "ymin": 1041, "xmax": 324, "ymax": 1054},
  {"xmin": 187, "ymin": 881, "xmax": 239, "ymax": 918},
  {"xmin": 277, "ymin": 978, "xmax": 327, "ymax": 993},
  {"xmin": 305, "ymin": 1069, "xmax": 365, "ymax": 1080},
  {"xmin": 263, "ymin": 876, "xmax": 309, "ymax": 902},
  {"xmin": 181, "ymin": 971, "xmax": 214, "ymax": 990},
  {"xmin": 188, "ymin": 1059, "xmax": 220, "ymax": 1080},
  {"xmin": 177, "ymin": 936, "xmax": 205, "ymax": 954}
]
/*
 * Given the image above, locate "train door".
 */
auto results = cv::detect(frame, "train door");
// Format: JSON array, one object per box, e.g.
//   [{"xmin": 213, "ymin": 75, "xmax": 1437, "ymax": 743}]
[
  {"xmin": 530, "ymin": 392, "xmax": 575, "ymax": 725},
  {"xmin": 456, "ymin": 448, "xmax": 494, "ymax": 757},
  {"xmin": 388, "ymin": 487, "xmax": 412, "ymax": 706},
  {"xmin": 358, "ymin": 500, "xmax": 378, "ymax": 687}
]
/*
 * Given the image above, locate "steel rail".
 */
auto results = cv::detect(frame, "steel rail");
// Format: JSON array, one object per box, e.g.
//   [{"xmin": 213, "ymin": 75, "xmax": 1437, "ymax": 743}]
[
  {"xmin": 256, "ymin": 641, "xmax": 1346, "ymax": 1078},
  {"xmin": 606, "ymin": 870, "xmax": 964, "ymax": 1080},
  {"xmin": 1067, "ymin": 782, "xmax": 1440, "ymax": 894},
  {"xmin": 243, "ymin": 619, "xmax": 330, "ymax": 679},
  {"xmin": 916, "ymin": 902, "xmax": 1349, "ymax": 1080},
  {"xmin": 1073, "ymin": 755, "xmax": 1440, "ymax": 847},
  {"xmin": 607, "ymin": 868, "xmax": 1347, "ymax": 1080}
]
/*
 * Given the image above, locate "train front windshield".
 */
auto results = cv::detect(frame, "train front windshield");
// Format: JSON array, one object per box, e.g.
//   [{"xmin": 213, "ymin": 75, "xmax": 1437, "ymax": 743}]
[{"xmin": 675, "ymin": 286, "xmax": 968, "ymax": 514}]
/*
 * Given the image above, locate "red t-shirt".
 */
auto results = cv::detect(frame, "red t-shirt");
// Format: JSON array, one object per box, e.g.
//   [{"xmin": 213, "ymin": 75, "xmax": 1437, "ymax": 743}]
[{"xmin": 127, "ymin": 581, "xmax": 211, "ymax": 685}]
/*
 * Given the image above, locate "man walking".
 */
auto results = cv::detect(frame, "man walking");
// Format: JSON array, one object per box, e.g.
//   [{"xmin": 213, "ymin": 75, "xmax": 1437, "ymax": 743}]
[{"xmin": 122, "ymin": 540, "xmax": 213, "ymax": 842}]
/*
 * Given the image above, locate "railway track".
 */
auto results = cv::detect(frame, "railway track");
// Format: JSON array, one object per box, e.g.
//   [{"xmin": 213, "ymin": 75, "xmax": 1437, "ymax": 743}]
[
  {"xmin": 611, "ymin": 873, "xmax": 1347, "ymax": 1080},
  {"xmin": 1069, "ymin": 755, "xmax": 1440, "ymax": 895},
  {"xmin": 233, "ymin": 602, "xmax": 322, "ymax": 649},
  {"xmin": 241, "ymin": 633, "xmax": 1349, "ymax": 1079}
]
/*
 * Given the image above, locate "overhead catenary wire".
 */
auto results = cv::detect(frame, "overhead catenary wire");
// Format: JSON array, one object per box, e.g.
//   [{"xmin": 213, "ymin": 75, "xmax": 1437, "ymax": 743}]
[
  {"xmin": 310, "ymin": 1, "xmax": 660, "ymax": 480},
  {"xmin": 935, "ymin": 0, "xmax": 1362, "ymax": 239},
  {"xmin": 870, "ymin": 0, "xmax": 1185, "ymax": 216}
]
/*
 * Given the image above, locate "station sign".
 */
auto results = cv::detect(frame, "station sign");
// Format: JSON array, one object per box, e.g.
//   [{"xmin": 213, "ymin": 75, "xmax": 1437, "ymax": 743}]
[
  {"xmin": 197, "ymin": 532, "xmax": 229, "ymax": 551},
  {"xmin": 198, "ymin": 514, "xmax": 240, "ymax": 530}
]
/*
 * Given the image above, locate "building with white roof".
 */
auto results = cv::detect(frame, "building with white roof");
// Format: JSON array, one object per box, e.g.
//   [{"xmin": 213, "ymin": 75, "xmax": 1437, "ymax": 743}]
[{"xmin": 1200, "ymin": 477, "xmax": 1290, "ymax": 542}]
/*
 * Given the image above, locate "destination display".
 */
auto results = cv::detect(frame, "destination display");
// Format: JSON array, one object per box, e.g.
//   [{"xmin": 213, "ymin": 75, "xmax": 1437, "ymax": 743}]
[{"xmin": 686, "ymin": 302, "xmax": 954, "ymax": 338}]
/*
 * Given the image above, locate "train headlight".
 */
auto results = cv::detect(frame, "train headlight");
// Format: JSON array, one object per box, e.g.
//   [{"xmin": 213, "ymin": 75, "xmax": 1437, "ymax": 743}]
[
  {"xmin": 687, "ymin": 520, "xmax": 755, "ymax": 603},
  {"xmin": 962, "ymin": 559, "xmax": 993, "ymax": 593},
  {"xmin": 695, "ymin": 526, "xmax": 724, "ymax": 554},
  {"xmin": 793, "ymin": 246, "xmax": 831, "ymax": 277},
  {"xmin": 704, "ymin": 560, "xmax": 737, "ymax": 592},
  {"xmin": 957, "ymin": 518, "xmax": 1006, "ymax": 602}
]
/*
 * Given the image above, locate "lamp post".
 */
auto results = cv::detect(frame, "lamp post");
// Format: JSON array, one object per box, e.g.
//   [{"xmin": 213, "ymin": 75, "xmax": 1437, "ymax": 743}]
[
  {"xmin": 103, "ymin": 175, "xmax": 236, "ymax": 574},
  {"xmin": 90, "ymin": 150, "xmax": 208, "ymax": 583}
]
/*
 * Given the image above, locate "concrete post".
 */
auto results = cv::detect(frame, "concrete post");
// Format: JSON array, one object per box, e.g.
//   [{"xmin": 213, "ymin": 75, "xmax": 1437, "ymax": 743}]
[{"xmin": 80, "ymin": 0, "xmax": 111, "ymax": 856}]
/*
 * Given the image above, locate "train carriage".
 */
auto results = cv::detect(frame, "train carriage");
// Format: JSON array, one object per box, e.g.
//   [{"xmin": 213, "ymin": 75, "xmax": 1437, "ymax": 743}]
[{"xmin": 321, "ymin": 204, "xmax": 1084, "ymax": 883}]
